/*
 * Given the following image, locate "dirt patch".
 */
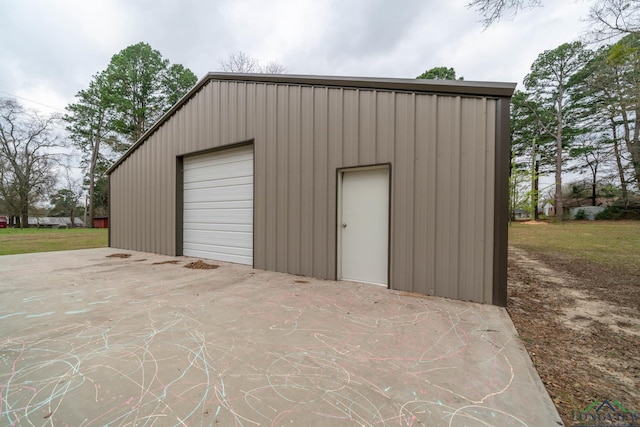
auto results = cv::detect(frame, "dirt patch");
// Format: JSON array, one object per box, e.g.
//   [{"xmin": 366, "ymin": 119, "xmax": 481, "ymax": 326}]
[
  {"xmin": 152, "ymin": 260, "xmax": 180, "ymax": 265},
  {"xmin": 294, "ymin": 280, "xmax": 309, "ymax": 283},
  {"xmin": 106, "ymin": 253, "xmax": 131, "ymax": 258},
  {"xmin": 184, "ymin": 260, "xmax": 219, "ymax": 270},
  {"xmin": 508, "ymin": 246, "xmax": 640, "ymax": 426}
]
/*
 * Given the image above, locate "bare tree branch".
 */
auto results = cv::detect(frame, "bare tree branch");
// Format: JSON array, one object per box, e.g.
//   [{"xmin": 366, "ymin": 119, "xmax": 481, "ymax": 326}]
[
  {"xmin": 262, "ymin": 61, "xmax": 287, "ymax": 74},
  {"xmin": 218, "ymin": 52, "xmax": 287, "ymax": 74},
  {"xmin": 587, "ymin": 0, "xmax": 640, "ymax": 42},
  {"xmin": 467, "ymin": 0, "xmax": 542, "ymax": 28},
  {"xmin": 219, "ymin": 51, "xmax": 261, "ymax": 73}
]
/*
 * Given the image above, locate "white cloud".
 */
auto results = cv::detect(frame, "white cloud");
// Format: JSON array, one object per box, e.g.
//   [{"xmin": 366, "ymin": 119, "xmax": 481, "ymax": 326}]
[{"xmin": 0, "ymin": 0, "xmax": 599, "ymax": 112}]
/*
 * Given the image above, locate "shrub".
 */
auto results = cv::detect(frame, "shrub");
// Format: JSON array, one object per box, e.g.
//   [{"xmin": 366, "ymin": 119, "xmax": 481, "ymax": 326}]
[
  {"xmin": 574, "ymin": 209, "xmax": 588, "ymax": 220},
  {"xmin": 595, "ymin": 209, "xmax": 613, "ymax": 220},
  {"xmin": 595, "ymin": 198, "xmax": 640, "ymax": 220}
]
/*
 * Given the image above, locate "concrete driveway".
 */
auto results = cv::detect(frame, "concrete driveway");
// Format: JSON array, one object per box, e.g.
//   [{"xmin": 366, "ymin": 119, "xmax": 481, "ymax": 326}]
[{"xmin": 0, "ymin": 249, "xmax": 561, "ymax": 426}]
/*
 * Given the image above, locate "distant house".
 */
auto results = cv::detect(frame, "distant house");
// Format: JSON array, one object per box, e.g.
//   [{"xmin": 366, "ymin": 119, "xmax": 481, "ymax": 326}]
[
  {"xmin": 28, "ymin": 217, "xmax": 84, "ymax": 228},
  {"xmin": 543, "ymin": 202, "xmax": 555, "ymax": 216},
  {"xmin": 512, "ymin": 209, "xmax": 530, "ymax": 220},
  {"xmin": 569, "ymin": 206, "xmax": 605, "ymax": 220}
]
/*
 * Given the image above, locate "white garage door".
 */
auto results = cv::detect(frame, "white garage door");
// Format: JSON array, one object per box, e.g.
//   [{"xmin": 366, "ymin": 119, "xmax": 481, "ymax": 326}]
[{"xmin": 183, "ymin": 145, "xmax": 253, "ymax": 265}]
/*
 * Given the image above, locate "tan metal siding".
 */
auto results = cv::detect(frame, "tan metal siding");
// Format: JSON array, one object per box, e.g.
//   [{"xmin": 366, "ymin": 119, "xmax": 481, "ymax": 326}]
[
  {"xmin": 412, "ymin": 94, "xmax": 437, "ymax": 296},
  {"xmin": 109, "ymin": 80, "xmax": 499, "ymax": 303},
  {"xmin": 312, "ymin": 88, "xmax": 329, "ymax": 278},
  {"xmin": 300, "ymin": 87, "xmax": 315, "ymax": 276},
  {"xmin": 391, "ymin": 93, "xmax": 416, "ymax": 293},
  {"xmin": 253, "ymin": 84, "xmax": 267, "ymax": 269},
  {"xmin": 287, "ymin": 86, "xmax": 301, "ymax": 274}
]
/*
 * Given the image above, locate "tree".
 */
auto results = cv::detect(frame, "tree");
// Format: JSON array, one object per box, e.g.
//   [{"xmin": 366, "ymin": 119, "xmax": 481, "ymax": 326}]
[
  {"xmin": 524, "ymin": 41, "xmax": 592, "ymax": 220},
  {"xmin": 0, "ymin": 98, "xmax": 60, "ymax": 227},
  {"xmin": 571, "ymin": 42, "xmax": 633, "ymax": 198},
  {"xmin": 103, "ymin": 42, "xmax": 197, "ymax": 145},
  {"xmin": 511, "ymin": 90, "xmax": 556, "ymax": 219},
  {"xmin": 65, "ymin": 73, "xmax": 113, "ymax": 228},
  {"xmin": 65, "ymin": 42, "xmax": 197, "ymax": 227},
  {"xmin": 262, "ymin": 61, "xmax": 287, "ymax": 74},
  {"xmin": 163, "ymin": 63, "xmax": 199, "ymax": 106},
  {"xmin": 0, "ymin": 154, "xmax": 20, "ymax": 223},
  {"xmin": 49, "ymin": 167, "xmax": 84, "ymax": 226},
  {"xmin": 219, "ymin": 51, "xmax": 287, "ymax": 74},
  {"xmin": 509, "ymin": 167, "xmax": 533, "ymax": 220},
  {"xmin": 579, "ymin": 34, "xmax": 640, "ymax": 192},
  {"xmin": 605, "ymin": 34, "xmax": 640, "ymax": 189},
  {"xmin": 416, "ymin": 66, "xmax": 463, "ymax": 80},
  {"xmin": 569, "ymin": 136, "xmax": 614, "ymax": 206},
  {"xmin": 50, "ymin": 189, "xmax": 82, "ymax": 221},
  {"xmin": 219, "ymin": 51, "xmax": 261, "ymax": 73}
]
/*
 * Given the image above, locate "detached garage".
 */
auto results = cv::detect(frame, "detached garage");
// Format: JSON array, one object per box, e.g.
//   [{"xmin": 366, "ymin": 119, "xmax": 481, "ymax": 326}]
[{"xmin": 107, "ymin": 73, "xmax": 515, "ymax": 305}]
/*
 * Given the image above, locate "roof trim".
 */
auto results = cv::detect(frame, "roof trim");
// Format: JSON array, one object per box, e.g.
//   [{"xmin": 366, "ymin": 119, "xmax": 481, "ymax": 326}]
[
  {"xmin": 205, "ymin": 72, "xmax": 517, "ymax": 97},
  {"xmin": 107, "ymin": 73, "xmax": 516, "ymax": 174}
]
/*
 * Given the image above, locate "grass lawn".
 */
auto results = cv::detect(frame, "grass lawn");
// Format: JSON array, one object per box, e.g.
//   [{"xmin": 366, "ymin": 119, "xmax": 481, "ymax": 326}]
[
  {"xmin": 0, "ymin": 228, "xmax": 108, "ymax": 256},
  {"xmin": 508, "ymin": 220, "xmax": 640, "ymax": 272}
]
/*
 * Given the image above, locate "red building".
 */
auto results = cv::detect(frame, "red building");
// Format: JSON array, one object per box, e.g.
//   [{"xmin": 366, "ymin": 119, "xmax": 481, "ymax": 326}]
[{"xmin": 92, "ymin": 217, "xmax": 109, "ymax": 228}]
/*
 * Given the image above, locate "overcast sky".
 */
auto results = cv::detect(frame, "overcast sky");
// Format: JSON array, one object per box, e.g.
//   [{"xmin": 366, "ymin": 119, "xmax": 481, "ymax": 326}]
[{"xmin": 1, "ymin": 0, "xmax": 597, "ymax": 116}]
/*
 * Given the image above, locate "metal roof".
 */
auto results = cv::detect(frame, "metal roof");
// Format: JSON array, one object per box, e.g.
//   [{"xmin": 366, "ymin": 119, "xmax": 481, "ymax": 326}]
[
  {"xmin": 27, "ymin": 217, "xmax": 84, "ymax": 226},
  {"xmin": 107, "ymin": 73, "xmax": 516, "ymax": 174}
]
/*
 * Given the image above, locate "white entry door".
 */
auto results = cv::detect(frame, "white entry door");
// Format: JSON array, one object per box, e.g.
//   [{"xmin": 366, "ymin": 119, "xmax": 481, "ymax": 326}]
[
  {"xmin": 339, "ymin": 167, "xmax": 389, "ymax": 286},
  {"xmin": 183, "ymin": 145, "xmax": 253, "ymax": 265}
]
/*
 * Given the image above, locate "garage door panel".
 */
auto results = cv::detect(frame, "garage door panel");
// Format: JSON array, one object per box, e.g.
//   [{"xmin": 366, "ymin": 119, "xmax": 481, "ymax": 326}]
[
  {"xmin": 184, "ymin": 176, "xmax": 252, "ymax": 191},
  {"xmin": 183, "ymin": 243, "xmax": 252, "ymax": 257},
  {"xmin": 183, "ymin": 200, "xmax": 253, "ymax": 210},
  {"xmin": 182, "ymin": 246, "xmax": 252, "ymax": 265},
  {"xmin": 183, "ymin": 183, "xmax": 253, "ymax": 201},
  {"xmin": 183, "ymin": 223, "xmax": 252, "ymax": 233},
  {"xmin": 185, "ymin": 150, "xmax": 253, "ymax": 168},
  {"xmin": 183, "ymin": 145, "xmax": 253, "ymax": 265},
  {"xmin": 183, "ymin": 208, "xmax": 252, "ymax": 224},
  {"xmin": 184, "ymin": 230, "xmax": 252, "ymax": 248},
  {"xmin": 184, "ymin": 164, "xmax": 253, "ymax": 184}
]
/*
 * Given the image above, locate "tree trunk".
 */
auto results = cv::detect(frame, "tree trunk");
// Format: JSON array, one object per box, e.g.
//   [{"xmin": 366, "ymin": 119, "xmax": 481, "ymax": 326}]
[
  {"xmin": 620, "ymin": 108, "xmax": 640, "ymax": 190},
  {"xmin": 611, "ymin": 119, "xmax": 628, "ymax": 200},
  {"xmin": 628, "ymin": 107, "xmax": 640, "ymax": 186},
  {"xmin": 555, "ymin": 100, "xmax": 564, "ymax": 221},
  {"xmin": 88, "ymin": 137, "xmax": 101, "ymax": 229},
  {"xmin": 19, "ymin": 190, "xmax": 28, "ymax": 228},
  {"xmin": 533, "ymin": 160, "xmax": 540, "ymax": 221}
]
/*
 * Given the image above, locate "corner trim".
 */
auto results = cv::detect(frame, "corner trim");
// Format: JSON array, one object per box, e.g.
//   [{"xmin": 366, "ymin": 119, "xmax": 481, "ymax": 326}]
[
  {"xmin": 175, "ymin": 156, "xmax": 184, "ymax": 256},
  {"xmin": 492, "ymin": 98, "xmax": 511, "ymax": 307},
  {"xmin": 107, "ymin": 174, "xmax": 111, "ymax": 248}
]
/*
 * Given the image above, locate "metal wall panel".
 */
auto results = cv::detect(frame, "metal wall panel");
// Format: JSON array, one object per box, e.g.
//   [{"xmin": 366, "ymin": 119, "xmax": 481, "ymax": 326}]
[{"xmin": 109, "ymin": 79, "xmax": 500, "ymax": 304}]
